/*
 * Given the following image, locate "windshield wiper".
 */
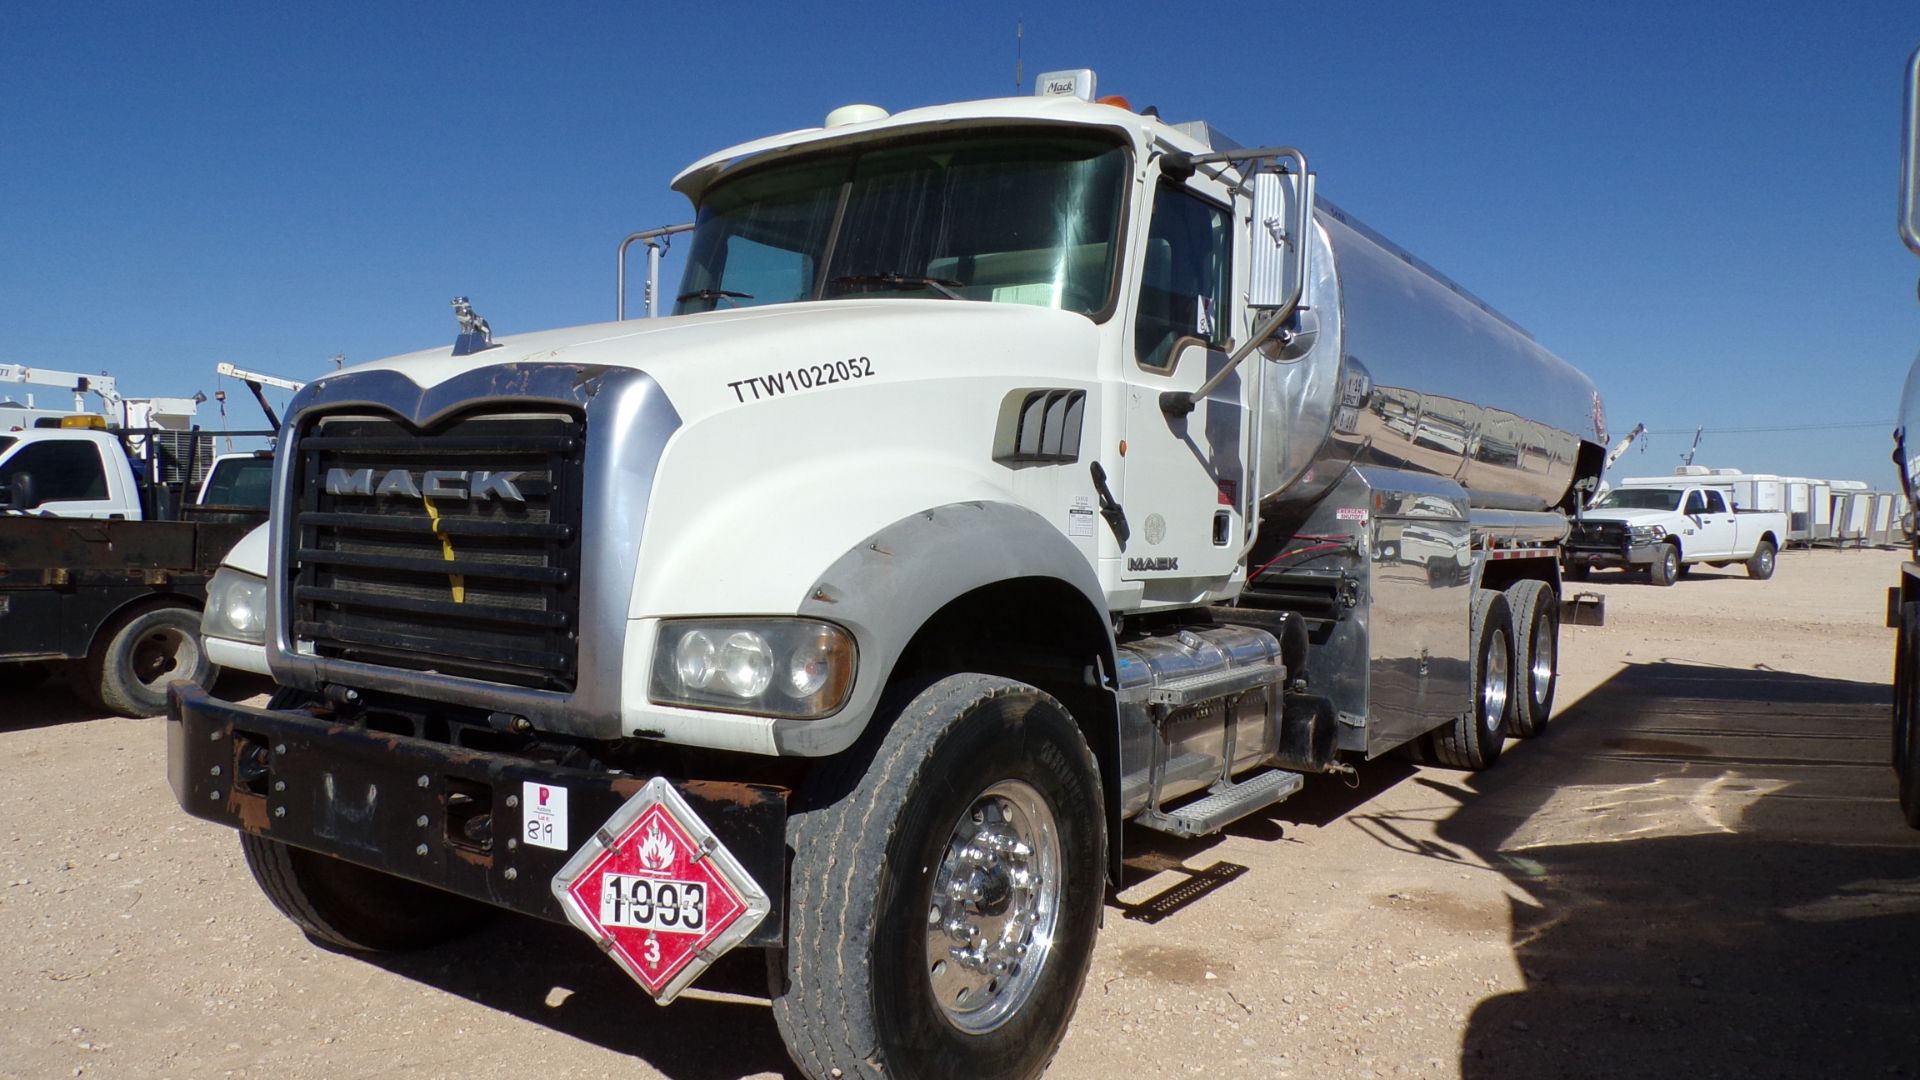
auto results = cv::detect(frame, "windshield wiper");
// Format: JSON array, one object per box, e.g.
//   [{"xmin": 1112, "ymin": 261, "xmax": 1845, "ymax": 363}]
[
  {"xmin": 830, "ymin": 273, "xmax": 964, "ymax": 300},
  {"xmin": 676, "ymin": 288, "xmax": 753, "ymax": 308}
]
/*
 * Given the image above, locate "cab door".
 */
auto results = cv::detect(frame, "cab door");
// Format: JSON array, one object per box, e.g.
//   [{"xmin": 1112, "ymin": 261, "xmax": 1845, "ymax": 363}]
[
  {"xmin": 1120, "ymin": 176, "xmax": 1247, "ymax": 596},
  {"xmin": 1685, "ymin": 488, "xmax": 1737, "ymax": 559}
]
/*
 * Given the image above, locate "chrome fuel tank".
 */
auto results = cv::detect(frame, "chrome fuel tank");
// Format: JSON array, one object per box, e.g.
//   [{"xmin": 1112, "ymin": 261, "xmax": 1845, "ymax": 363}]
[{"xmin": 1257, "ymin": 200, "xmax": 1606, "ymax": 515}]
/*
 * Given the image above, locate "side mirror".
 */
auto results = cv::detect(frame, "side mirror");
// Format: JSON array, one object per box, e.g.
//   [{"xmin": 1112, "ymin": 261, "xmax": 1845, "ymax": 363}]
[
  {"xmin": 1159, "ymin": 145, "xmax": 1314, "ymax": 417},
  {"xmin": 1247, "ymin": 157, "xmax": 1314, "ymax": 316},
  {"xmin": 7, "ymin": 472, "xmax": 37, "ymax": 511},
  {"xmin": 1903, "ymin": 45, "xmax": 1920, "ymax": 256}
]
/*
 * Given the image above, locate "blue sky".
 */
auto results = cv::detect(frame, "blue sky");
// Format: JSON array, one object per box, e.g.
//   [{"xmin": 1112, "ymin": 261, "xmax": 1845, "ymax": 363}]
[{"xmin": 3, "ymin": 2, "xmax": 1915, "ymax": 485}]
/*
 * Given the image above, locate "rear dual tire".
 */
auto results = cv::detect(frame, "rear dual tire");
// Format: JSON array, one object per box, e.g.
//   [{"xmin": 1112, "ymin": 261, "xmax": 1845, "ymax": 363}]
[
  {"xmin": 1504, "ymin": 580, "xmax": 1558, "ymax": 738},
  {"xmin": 1431, "ymin": 590, "xmax": 1515, "ymax": 770}
]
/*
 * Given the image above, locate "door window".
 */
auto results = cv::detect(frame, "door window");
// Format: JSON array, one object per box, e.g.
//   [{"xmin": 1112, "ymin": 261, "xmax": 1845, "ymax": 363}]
[
  {"xmin": 1135, "ymin": 184, "xmax": 1231, "ymax": 371},
  {"xmin": 1684, "ymin": 491, "xmax": 1708, "ymax": 515},
  {"xmin": 1703, "ymin": 490, "xmax": 1727, "ymax": 514},
  {"xmin": 0, "ymin": 440, "xmax": 108, "ymax": 504}
]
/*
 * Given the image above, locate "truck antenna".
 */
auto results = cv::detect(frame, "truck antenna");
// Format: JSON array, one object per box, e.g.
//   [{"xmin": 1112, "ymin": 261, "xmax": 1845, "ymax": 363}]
[{"xmin": 1014, "ymin": 18, "xmax": 1023, "ymax": 92}]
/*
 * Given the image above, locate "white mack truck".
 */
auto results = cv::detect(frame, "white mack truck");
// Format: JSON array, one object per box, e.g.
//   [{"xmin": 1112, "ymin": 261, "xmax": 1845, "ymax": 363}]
[
  {"xmin": 171, "ymin": 71, "xmax": 1607, "ymax": 1079},
  {"xmin": 1891, "ymin": 45, "xmax": 1920, "ymax": 829}
]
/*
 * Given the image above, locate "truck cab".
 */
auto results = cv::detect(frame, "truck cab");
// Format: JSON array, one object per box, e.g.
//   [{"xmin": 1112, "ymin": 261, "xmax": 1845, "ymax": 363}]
[{"xmin": 0, "ymin": 426, "xmax": 146, "ymax": 518}]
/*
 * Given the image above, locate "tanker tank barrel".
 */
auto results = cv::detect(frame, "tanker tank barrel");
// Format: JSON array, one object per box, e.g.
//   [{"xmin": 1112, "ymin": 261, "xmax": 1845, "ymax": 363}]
[{"xmin": 1254, "ymin": 199, "xmax": 1606, "ymax": 517}]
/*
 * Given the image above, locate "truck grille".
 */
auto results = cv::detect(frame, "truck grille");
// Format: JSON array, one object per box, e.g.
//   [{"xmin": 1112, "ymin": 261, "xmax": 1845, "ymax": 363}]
[
  {"xmin": 287, "ymin": 412, "xmax": 584, "ymax": 691},
  {"xmin": 1570, "ymin": 520, "xmax": 1626, "ymax": 548}
]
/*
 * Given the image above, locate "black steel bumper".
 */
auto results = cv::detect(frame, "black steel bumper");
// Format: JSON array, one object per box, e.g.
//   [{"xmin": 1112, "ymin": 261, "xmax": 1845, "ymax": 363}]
[{"xmin": 166, "ymin": 684, "xmax": 789, "ymax": 947}]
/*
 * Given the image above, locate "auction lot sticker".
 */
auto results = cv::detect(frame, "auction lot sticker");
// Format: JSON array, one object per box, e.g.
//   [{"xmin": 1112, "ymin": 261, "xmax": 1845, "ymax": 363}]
[
  {"xmin": 522, "ymin": 781, "xmax": 569, "ymax": 851},
  {"xmin": 550, "ymin": 777, "xmax": 771, "ymax": 1002}
]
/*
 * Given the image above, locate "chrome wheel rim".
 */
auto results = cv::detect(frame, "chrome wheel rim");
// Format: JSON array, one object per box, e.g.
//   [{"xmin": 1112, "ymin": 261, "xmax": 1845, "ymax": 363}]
[
  {"xmin": 1482, "ymin": 628, "xmax": 1511, "ymax": 735},
  {"xmin": 133, "ymin": 625, "xmax": 198, "ymax": 692},
  {"xmin": 1757, "ymin": 548, "xmax": 1773, "ymax": 574},
  {"xmin": 1530, "ymin": 615, "xmax": 1555, "ymax": 709},
  {"xmin": 925, "ymin": 778, "xmax": 1061, "ymax": 1034}
]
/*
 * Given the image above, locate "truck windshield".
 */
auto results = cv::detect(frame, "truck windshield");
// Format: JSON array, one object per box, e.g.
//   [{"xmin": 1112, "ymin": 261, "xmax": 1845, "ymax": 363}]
[
  {"xmin": 1595, "ymin": 489, "xmax": 1682, "ymax": 511},
  {"xmin": 675, "ymin": 132, "xmax": 1128, "ymax": 317},
  {"xmin": 199, "ymin": 456, "xmax": 274, "ymax": 508}
]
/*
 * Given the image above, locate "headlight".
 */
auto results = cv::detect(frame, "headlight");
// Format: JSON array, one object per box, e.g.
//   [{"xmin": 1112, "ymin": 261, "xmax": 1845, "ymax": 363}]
[
  {"xmin": 202, "ymin": 567, "xmax": 268, "ymax": 645},
  {"xmin": 1629, "ymin": 524, "xmax": 1667, "ymax": 543},
  {"xmin": 650, "ymin": 619, "xmax": 856, "ymax": 719}
]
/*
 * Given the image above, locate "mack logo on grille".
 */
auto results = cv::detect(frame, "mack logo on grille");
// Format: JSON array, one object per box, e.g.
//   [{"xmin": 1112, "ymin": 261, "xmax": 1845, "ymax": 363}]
[{"xmin": 323, "ymin": 467, "xmax": 528, "ymax": 502}]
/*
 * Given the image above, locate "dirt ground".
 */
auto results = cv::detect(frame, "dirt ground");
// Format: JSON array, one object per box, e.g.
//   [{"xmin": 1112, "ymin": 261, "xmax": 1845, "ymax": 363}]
[{"xmin": 3, "ymin": 546, "xmax": 1916, "ymax": 1080}]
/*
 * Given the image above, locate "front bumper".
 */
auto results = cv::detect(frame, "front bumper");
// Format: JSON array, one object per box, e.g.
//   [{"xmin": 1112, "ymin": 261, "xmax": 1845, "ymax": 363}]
[
  {"xmin": 165, "ymin": 684, "xmax": 788, "ymax": 947},
  {"xmin": 1564, "ymin": 540, "xmax": 1663, "ymax": 568}
]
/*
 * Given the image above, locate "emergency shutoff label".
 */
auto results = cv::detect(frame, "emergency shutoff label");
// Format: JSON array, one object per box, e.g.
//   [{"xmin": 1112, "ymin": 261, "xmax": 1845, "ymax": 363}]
[{"xmin": 523, "ymin": 781, "xmax": 570, "ymax": 851}]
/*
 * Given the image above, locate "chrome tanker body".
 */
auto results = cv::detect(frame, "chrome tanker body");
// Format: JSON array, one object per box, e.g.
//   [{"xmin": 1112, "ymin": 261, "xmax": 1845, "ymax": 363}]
[
  {"xmin": 1231, "ymin": 186, "xmax": 1605, "ymax": 768},
  {"xmin": 1257, "ymin": 200, "xmax": 1605, "ymax": 523}
]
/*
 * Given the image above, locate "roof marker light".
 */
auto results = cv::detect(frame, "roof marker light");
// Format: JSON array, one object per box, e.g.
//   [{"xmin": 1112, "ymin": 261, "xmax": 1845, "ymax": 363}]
[
  {"xmin": 824, "ymin": 104, "xmax": 889, "ymax": 128},
  {"xmin": 1033, "ymin": 69, "xmax": 1096, "ymax": 101}
]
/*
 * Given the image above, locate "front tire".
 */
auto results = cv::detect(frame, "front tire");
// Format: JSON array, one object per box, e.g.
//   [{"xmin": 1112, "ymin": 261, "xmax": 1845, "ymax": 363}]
[
  {"xmin": 1504, "ymin": 580, "xmax": 1558, "ymax": 738},
  {"xmin": 1746, "ymin": 539, "xmax": 1777, "ymax": 580},
  {"xmin": 1648, "ymin": 544, "xmax": 1680, "ymax": 587},
  {"xmin": 1898, "ymin": 603, "xmax": 1920, "ymax": 829},
  {"xmin": 770, "ymin": 674, "xmax": 1105, "ymax": 1080},
  {"xmin": 240, "ymin": 834, "xmax": 496, "ymax": 951},
  {"xmin": 1431, "ymin": 590, "xmax": 1515, "ymax": 770}
]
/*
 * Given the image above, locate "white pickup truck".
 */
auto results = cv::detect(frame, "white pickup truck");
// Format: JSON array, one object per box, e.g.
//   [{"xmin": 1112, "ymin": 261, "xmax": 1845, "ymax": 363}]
[{"xmin": 1565, "ymin": 478, "xmax": 1788, "ymax": 585}]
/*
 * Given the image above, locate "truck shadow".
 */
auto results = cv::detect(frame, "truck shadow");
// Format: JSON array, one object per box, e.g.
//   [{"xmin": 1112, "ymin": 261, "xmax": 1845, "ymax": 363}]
[
  {"xmin": 1422, "ymin": 661, "xmax": 1920, "ymax": 1078},
  {"xmin": 0, "ymin": 671, "xmax": 274, "ymax": 732},
  {"xmin": 364, "ymin": 919, "xmax": 799, "ymax": 1079},
  {"xmin": 1, "ymin": 681, "xmax": 103, "ymax": 730}
]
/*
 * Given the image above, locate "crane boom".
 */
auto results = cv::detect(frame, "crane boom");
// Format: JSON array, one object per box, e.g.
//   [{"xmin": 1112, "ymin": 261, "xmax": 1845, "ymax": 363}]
[
  {"xmin": 1605, "ymin": 422, "xmax": 1647, "ymax": 470},
  {"xmin": 215, "ymin": 361, "xmax": 307, "ymax": 429},
  {"xmin": 214, "ymin": 362, "xmax": 306, "ymax": 393},
  {"xmin": 0, "ymin": 363, "xmax": 122, "ymax": 412}
]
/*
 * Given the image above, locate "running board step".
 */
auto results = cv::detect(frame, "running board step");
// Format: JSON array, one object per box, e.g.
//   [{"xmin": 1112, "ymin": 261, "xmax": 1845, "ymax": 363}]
[
  {"xmin": 1143, "ymin": 659, "xmax": 1285, "ymax": 707},
  {"xmin": 1134, "ymin": 768, "xmax": 1304, "ymax": 838}
]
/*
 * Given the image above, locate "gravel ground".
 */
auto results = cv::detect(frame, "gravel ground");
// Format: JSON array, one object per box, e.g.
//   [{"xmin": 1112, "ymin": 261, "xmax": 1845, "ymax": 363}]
[{"xmin": 2, "ymin": 545, "xmax": 1915, "ymax": 1080}]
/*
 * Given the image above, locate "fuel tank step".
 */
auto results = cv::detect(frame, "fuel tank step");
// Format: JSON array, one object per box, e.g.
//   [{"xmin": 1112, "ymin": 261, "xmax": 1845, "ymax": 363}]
[
  {"xmin": 1135, "ymin": 768, "xmax": 1304, "ymax": 838},
  {"xmin": 1143, "ymin": 659, "xmax": 1285, "ymax": 707}
]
